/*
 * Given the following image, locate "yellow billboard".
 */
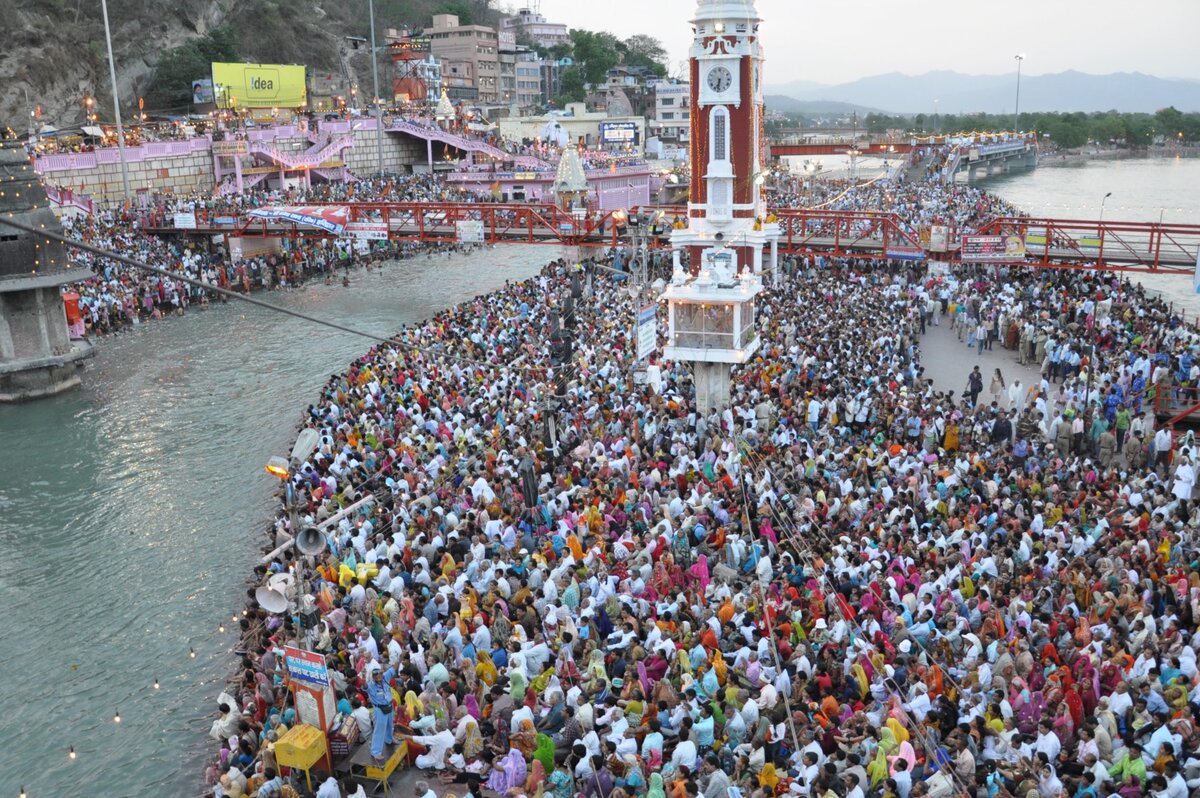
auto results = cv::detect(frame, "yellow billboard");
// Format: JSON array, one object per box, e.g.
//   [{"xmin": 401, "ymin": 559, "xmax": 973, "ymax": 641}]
[{"xmin": 211, "ymin": 62, "xmax": 307, "ymax": 108}]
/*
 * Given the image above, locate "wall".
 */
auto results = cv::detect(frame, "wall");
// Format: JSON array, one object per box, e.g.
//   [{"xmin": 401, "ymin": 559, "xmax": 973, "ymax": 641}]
[
  {"xmin": 343, "ymin": 122, "xmax": 428, "ymax": 175},
  {"xmin": 34, "ymin": 140, "xmax": 215, "ymax": 204}
]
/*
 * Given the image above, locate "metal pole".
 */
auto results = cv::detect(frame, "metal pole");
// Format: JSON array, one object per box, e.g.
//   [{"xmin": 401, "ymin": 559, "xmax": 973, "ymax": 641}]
[
  {"xmin": 369, "ymin": 0, "xmax": 385, "ymax": 178},
  {"xmin": 1013, "ymin": 54, "xmax": 1024, "ymax": 135},
  {"xmin": 100, "ymin": 0, "xmax": 131, "ymax": 202}
]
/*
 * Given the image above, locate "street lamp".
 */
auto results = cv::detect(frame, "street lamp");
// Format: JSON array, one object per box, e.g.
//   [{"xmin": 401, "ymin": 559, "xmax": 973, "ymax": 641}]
[
  {"xmin": 933, "ymin": 99, "xmax": 939, "ymax": 135},
  {"xmin": 1013, "ymin": 54, "xmax": 1026, "ymax": 135},
  {"xmin": 100, "ymin": 0, "xmax": 131, "ymax": 202},
  {"xmin": 368, "ymin": 0, "xmax": 385, "ymax": 178},
  {"xmin": 1099, "ymin": 191, "xmax": 1112, "ymax": 222}
]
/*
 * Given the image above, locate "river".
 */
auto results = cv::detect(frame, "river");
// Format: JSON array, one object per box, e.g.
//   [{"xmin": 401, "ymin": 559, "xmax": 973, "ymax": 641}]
[
  {"xmin": 981, "ymin": 154, "xmax": 1200, "ymax": 316},
  {"xmin": 1, "ymin": 155, "xmax": 1197, "ymax": 798},
  {"xmin": 0, "ymin": 246, "xmax": 553, "ymax": 798}
]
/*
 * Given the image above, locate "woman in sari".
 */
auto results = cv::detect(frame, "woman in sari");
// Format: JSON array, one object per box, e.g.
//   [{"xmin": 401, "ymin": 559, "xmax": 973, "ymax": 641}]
[
  {"xmin": 511, "ymin": 718, "xmax": 537, "ymax": 759},
  {"xmin": 487, "ymin": 748, "xmax": 528, "ymax": 796},
  {"xmin": 646, "ymin": 773, "xmax": 666, "ymax": 798},
  {"xmin": 525, "ymin": 759, "xmax": 548, "ymax": 796}
]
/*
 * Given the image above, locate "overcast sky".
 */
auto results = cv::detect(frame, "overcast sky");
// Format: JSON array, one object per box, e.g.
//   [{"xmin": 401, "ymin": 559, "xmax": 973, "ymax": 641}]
[{"xmin": 535, "ymin": 0, "xmax": 1200, "ymax": 86}]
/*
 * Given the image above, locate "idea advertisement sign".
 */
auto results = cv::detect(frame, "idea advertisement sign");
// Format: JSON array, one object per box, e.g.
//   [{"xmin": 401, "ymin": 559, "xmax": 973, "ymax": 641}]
[{"xmin": 211, "ymin": 62, "xmax": 308, "ymax": 108}]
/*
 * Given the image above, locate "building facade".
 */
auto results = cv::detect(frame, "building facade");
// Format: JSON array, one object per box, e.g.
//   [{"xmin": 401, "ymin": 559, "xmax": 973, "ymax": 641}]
[
  {"xmin": 423, "ymin": 14, "xmax": 500, "ymax": 105},
  {"xmin": 649, "ymin": 81, "xmax": 691, "ymax": 145},
  {"xmin": 500, "ymin": 8, "xmax": 570, "ymax": 49}
]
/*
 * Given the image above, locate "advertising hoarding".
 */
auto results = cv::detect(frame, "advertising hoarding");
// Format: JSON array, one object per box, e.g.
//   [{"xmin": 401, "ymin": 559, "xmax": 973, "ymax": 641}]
[
  {"xmin": 211, "ymin": 62, "xmax": 308, "ymax": 108},
  {"xmin": 599, "ymin": 121, "xmax": 640, "ymax": 145},
  {"xmin": 962, "ymin": 234, "xmax": 1026, "ymax": 262}
]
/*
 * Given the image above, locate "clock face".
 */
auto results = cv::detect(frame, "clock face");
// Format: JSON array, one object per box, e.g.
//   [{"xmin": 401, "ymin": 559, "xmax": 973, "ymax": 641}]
[{"xmin": 707, "ymin": 66, "xmax": 733, "ymax": 93}]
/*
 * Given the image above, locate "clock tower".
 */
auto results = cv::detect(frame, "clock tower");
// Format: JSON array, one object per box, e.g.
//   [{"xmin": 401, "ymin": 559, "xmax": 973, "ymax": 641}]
[
  {"xmin": 670, "ymin": 0, "xmax": 779, "ymax": 277},
  {"xmin": 660, "ymin": 0, "xmax": 779, "ymax": 414}
]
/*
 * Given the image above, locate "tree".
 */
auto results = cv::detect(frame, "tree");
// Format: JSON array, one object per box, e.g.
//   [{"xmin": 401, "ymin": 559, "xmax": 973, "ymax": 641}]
[
  {"xmin": 556, "ymin": 66, "xmax": 587, "ymax": 105},
  {"xmin": 569, "ymin": 30, "xmax": 621, "ymax": 86},
  {"xmin": 621, "ymin": 34, "xmax": 668, "ymax": 76},
  {"xmin": 144, "ymin": 26, "xmax": 239, "ymax": 113}
]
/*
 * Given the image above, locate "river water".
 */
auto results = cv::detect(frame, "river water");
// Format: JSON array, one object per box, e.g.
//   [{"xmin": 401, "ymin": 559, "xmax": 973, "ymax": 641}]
[
  {"xmin": 0, "ymin": 246, "xmax": 552, "ymax": 798},
  {"xmin": 981, "ymin": 155, "xmax": 1200, "ymax": 316},
  {"xmin": 1, "ymin": 156, "xmax": 1197, "ymax": 798}
]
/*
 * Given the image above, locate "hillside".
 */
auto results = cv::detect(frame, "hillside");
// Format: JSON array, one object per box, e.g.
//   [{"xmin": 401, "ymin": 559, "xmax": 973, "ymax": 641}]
[{"xmin": 0, "ymin": 0, "xmax": 501, "ymax": 128}]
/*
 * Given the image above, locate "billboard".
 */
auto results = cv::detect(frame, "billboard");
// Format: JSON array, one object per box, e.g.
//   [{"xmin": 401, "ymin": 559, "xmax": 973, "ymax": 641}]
[
  {"xmin": 391, "ymin": 37, "xmax": 431, "ymax": 53},
  {"xmin": 962, "ymin": 234, "xmax": 1026, "ymax": 262},
  {"xmin": 191, "ymin": 78, "xmax": 214, "ymax": 105},
  {"xmin": 211, "ymin": 62, "xmax": 307, "ymax": 108},
  {"xmin": 599, "ymin": 121, "xmax": 640, "ymax": 145},
  {"xmin": 636, "ymin": 304, "xmax": 657, "ymax": 361}
]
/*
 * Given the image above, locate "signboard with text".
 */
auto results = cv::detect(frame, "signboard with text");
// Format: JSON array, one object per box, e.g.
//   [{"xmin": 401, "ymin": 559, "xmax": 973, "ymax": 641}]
[
  {"xmin": 345, "ymin": 222, "xmax": 389, "ymax": 240},
  {"xmin": 211, "ymin": 62, "xmax": 308, "ymax": 108},
  {"xmin": 284, "ymin": 646, "xmax": 330, "ymax": 688},
  {"xmin": 456, "ymin": 220, "xmax": 485, "ymax": 243},
  {"xmin": 173, "ymin": 212, "xmax": 197, "ymax": 229},
  {"xmin": 636, "ymin": 304, "xmax": 657, "ymax": 361},
  {"xmin": 599, "ymin": 121, "xmax": 640, "ymax": 145},
  {"xmin": 212, "ymin": 140, "xmax": 248, "ymax": 157},
  {"xmin": 962, "ymin": 234, "xmax": 1025, "ymax": 262}
]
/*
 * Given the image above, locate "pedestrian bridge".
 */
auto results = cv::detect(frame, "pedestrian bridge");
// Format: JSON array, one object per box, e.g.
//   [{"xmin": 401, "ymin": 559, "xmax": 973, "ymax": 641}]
[{"xmin": 139, "ymin": 204, "xmax": 1200, "ymax": 273}]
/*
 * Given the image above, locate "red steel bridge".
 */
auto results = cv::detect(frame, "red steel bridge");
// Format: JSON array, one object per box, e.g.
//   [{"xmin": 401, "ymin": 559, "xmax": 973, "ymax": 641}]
[{"xmin": 142, "ymin": 203, "xmax": 1200, "ymax": 274}]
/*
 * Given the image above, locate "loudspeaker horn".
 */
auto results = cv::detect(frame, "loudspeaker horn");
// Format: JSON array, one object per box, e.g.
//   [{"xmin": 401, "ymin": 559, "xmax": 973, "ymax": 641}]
[
  {"xmin": 296, "ymin": 526, "xmax": 326, "ymax": 556},
  {"xmin": 267, "ymin": 572, "xmax": 296, "ymax": 596},
  {"xmin": 255, "ymin": 586, "xmax": 289, "ymax": 614}
]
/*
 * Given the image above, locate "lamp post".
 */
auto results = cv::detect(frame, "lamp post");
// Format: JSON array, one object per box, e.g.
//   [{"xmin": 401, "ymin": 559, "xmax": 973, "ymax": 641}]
[
  {"xmin": 933, "ymin": 99, "xmax": 939, "ymax": 135},
  {"xmin": 1013, "ymin": 54, "xmax": 1025, "ymax": 135},
  {"xmin": 1099, "ymin": 191, "xmax": 1112, "ymax": 222},
  {"xmin": 368, "ymin": 0, "xmax": 385, "ymax": 178},
  {"xmin": 100, "ymin": 0, "xmax": 131, "ymax": 202}
]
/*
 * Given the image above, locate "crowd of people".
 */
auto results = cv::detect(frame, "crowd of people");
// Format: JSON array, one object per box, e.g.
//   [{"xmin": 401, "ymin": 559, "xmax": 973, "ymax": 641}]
[
  {"xmin": 57, "ymin": 174, "xmax": 483, "ymax": 336},
  {"xmin": 34, "ymin": 143, "xmax": 1200, "ymax": 798},
  {"xmin": 200, "ymin": 228, "xmax": 1200, "ymax": 798}
]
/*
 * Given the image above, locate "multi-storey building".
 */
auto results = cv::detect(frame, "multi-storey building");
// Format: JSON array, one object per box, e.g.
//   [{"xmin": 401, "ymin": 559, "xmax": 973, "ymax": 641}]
[{"xmin": 423, "ymin": 14, "xmax": 500, "ymax": 105}]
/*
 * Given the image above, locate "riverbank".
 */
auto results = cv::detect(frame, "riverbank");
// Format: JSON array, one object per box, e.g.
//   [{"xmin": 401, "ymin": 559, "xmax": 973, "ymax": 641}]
[{"xmin": 1040, "ymin": 145, "xmax": 1199, "ymax": 167}]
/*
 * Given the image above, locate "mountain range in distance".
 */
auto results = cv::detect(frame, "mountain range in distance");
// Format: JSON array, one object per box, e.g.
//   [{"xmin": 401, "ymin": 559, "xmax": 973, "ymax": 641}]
[{"xmin": 765, "ymin": 70, "xmax": 1200, "ymax": 115}]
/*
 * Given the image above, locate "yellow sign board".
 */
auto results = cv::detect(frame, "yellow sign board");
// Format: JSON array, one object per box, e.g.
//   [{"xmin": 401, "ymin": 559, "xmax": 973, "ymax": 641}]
[{"xmin": 211, "ymin": 62, "xmax": 307, "ymax": 108}]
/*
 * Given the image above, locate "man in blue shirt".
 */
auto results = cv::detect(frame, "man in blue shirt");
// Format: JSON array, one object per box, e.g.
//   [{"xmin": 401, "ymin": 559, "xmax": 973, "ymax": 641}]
[
  {"xmin": 692, "ymin": 704, "xmax": 715, "ymax": 751},
  {"xmin": 365, "ymin": 664, "xmax": 397, "ymax": 760}
]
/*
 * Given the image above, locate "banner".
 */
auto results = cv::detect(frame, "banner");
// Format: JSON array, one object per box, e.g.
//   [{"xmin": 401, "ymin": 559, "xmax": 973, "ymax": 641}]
[
  {"xmin": 211, "ymin": 62, "xmax": 308, "ymax": 108},
  {"xmin": 456, "ymin": 220, "xmax": 485, "ymax": 243},
  {"xmin": 212, "ymin": 140, "xmax": 248, "ymax": 157},
  {"xmin": 173, "ymin": 212, "xmax": 197, "ymax": 229},
  {"xmin": 345, "ymin": 222, "xmax": 389, "ymax": 240},
  {"xmin": 599, "ymin": 121, "xmax": 640, "ymax": 145},
  {"xmin": 885, "ymin": 246, "xmax": 924, "ymax": 261},
  {"xmin": 636, "ymin": 303, "xmax": 657, "ymax": 361},
  {"xmin": 962, "ymin": 234, "xmax": 1025, "ymax": 262},
  {"xmin": 248, "ymin": 206, "xmax": 349, "ymax": 235},
  {"xmin": 928, "ymin": 225, "xmax": 949, "ymax": 251},
  {"xmin": 191, "ymin": 78, "xmax": 214, "ymax": 105},
  {"xmin": 284, "ymin": 646, "xmax": 330, "ymax": 689}
]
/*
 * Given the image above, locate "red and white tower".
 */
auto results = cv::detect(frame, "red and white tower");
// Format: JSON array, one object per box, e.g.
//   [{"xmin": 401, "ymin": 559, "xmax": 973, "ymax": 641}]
[
  {"xmin": 661, "ymin": 0, "xmax": 779, "ymax": 413},
  {"xmin": 672, "ymin": 0, "xmax": 779, "ymax": 275}
]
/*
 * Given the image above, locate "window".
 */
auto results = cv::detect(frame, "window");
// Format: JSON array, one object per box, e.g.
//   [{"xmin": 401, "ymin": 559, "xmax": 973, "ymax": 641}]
[
  {"xmin": 711, "ymin": 107, "xmax": 729, "ymax": 162},
  {"xmin": 661, "ymin": 97, "xmax": 674, "ymax": 106},
  {"xmin": 662, "ymin": 112, "xmax": 674, "ymax": 120}
]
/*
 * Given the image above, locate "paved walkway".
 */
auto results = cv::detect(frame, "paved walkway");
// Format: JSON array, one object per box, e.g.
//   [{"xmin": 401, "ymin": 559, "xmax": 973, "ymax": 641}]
[{"xmin": 918, "ymin": 314, "xmax": 1044, "ymax": 397}]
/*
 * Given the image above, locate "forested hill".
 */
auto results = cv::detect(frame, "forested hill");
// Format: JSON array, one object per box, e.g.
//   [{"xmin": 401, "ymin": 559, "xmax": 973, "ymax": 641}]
[{"xmin": 0, "ymin": 0, "xmax": 501, "ymax": 128}]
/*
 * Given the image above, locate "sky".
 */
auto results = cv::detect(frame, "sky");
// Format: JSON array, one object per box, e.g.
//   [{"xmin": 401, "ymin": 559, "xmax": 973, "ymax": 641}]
[{"xmin": 533, "ymin": 0, "xmax": 1200, "ymax": 87}]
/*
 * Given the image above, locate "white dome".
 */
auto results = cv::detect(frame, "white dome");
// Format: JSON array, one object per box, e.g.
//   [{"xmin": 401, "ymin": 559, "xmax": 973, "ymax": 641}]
[{"xmin": 693, "ymin": 0, "xmax": 760, "ymax": 23}]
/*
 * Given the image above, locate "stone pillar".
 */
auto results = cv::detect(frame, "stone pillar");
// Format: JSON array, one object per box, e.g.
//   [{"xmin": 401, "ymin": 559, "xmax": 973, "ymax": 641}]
[{"xmin": 692, "ymin": 361, "xmax": 732, "ymax": 415}]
